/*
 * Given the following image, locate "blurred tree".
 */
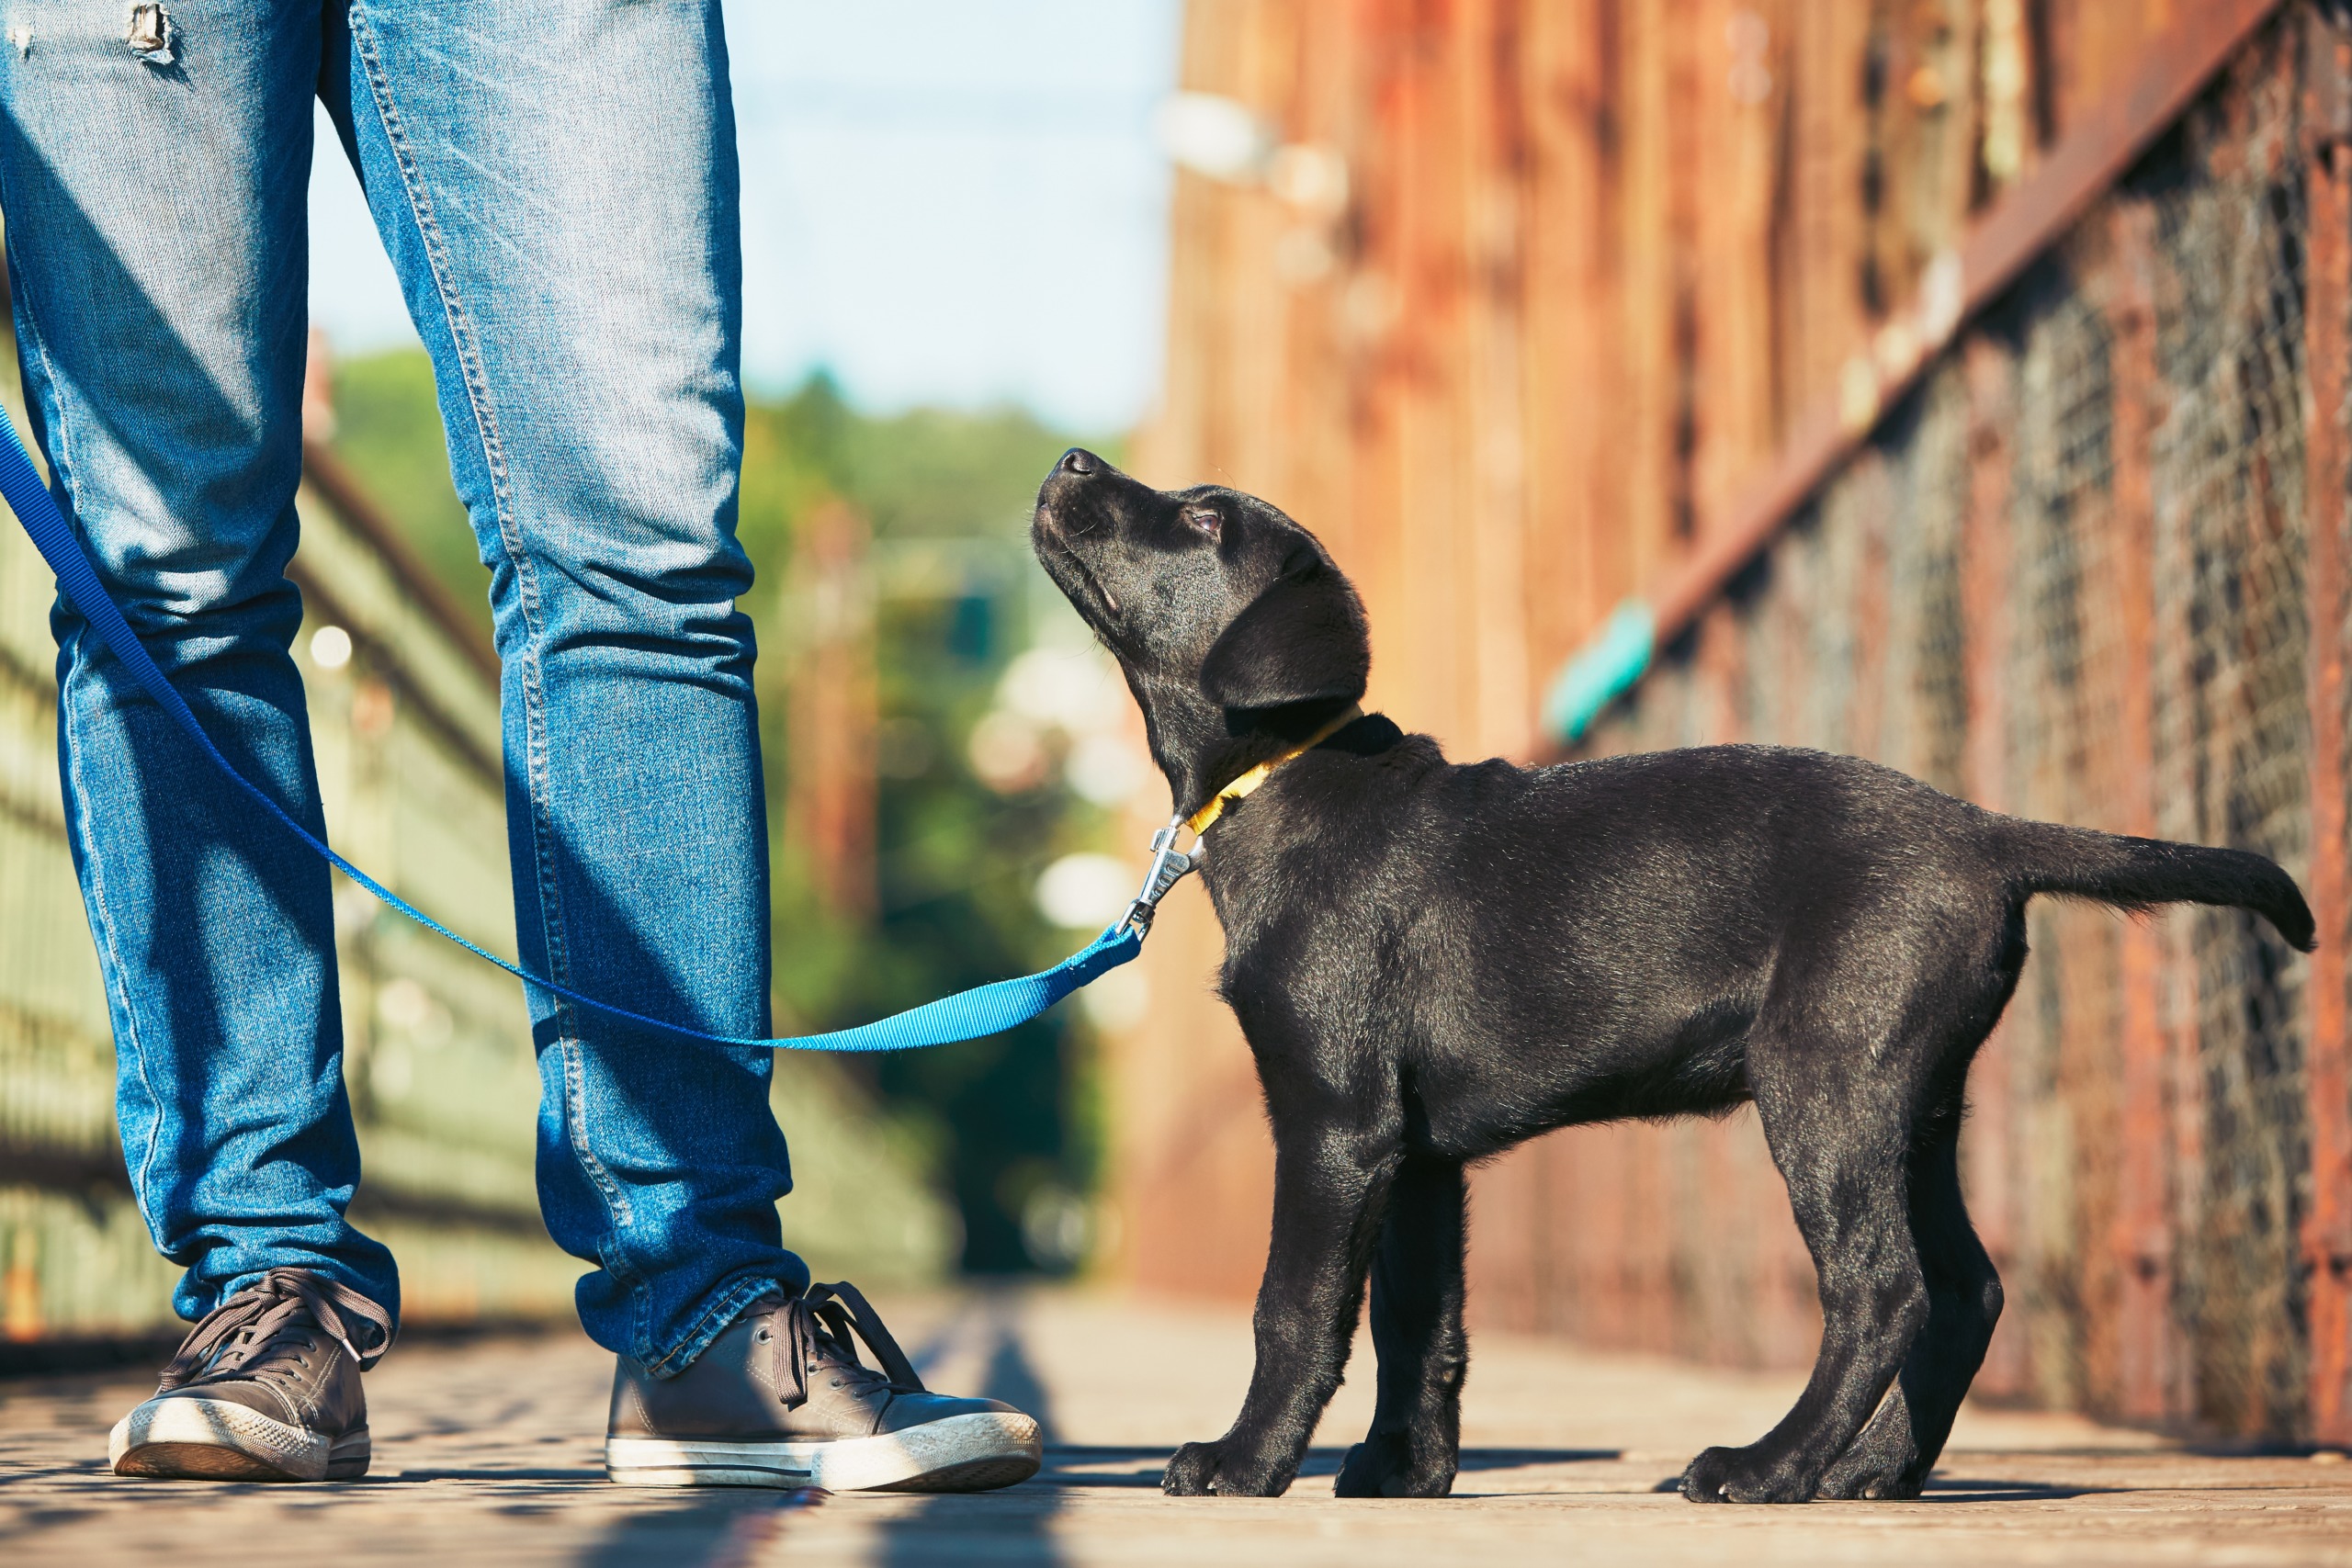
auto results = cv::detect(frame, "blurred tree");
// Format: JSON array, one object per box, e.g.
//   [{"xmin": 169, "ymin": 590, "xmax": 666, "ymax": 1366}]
[
  {"xmin": 747, "ymin": 374, "xmax": 1120, "ymax": 1274},
  {"xmin": 327, "ymin": 349, "xmax": 492, "ymax": 646},
  {"xmin": 328, "ymin": 350, "xmax": 1117, "ymax": 1274}
]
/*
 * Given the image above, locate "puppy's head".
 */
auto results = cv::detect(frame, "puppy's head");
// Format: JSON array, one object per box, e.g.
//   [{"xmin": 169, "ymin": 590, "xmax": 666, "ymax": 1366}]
[{"xmin": 1032, "ymin": 448, "xmax": 1370, "ymax": 812}]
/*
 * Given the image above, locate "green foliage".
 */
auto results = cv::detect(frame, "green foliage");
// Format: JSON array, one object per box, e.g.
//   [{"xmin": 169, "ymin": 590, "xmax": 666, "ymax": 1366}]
[
  {"xmin": 326, "ymin": 351, "xmax": 489, "ymax": 646},
  {"xmin": 743, "ymin": 374, "xmax": 1120, "ymax": 1274},
  {"xmin": 328, "ymin": 351, "xmax": 1117, "ymax": 1275}
]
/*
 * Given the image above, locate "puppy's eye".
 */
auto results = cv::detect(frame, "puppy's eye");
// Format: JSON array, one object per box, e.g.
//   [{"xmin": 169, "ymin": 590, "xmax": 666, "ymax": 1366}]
[{"xmin": 1183, "ymin": 506, "xmax": 1222, "ymax": 539}]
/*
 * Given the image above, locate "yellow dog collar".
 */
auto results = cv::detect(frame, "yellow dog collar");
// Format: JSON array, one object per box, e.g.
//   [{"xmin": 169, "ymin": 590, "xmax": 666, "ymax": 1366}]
[
  {"xmin": 1112, "ymin": 706, "xmax": 1363, "ymax": 937},
  {"xmin": 1183, "ymin": 705, "xmax": 1364, "ymax": 838}
]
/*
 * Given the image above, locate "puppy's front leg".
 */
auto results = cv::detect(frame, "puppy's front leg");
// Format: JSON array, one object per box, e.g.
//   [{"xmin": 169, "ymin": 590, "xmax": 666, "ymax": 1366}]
[
  {"xmin": 1337, "ymin": 1153, "xmax": 1465, "ymax": 1498},
  {"xmin": 1163, "ymin": 1122, "xmax": 1398, "ymax": 1496}
]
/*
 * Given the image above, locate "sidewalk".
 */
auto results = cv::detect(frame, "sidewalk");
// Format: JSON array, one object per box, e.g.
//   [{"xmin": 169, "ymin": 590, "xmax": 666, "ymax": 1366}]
[{"xmin": 3, "ymin": 1288, "xmax": 2349, "ymax": 1565}]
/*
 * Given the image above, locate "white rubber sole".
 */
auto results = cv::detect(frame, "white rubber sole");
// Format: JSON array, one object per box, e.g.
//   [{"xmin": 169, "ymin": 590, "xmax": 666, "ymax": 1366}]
[
  {"xmin": 108, "ymin": 1396, "xmax": 369, "ymax": 1482},
  {"xmin": 605, "ymin": 1411, "xmax": 1043, "ymax": 1492}
]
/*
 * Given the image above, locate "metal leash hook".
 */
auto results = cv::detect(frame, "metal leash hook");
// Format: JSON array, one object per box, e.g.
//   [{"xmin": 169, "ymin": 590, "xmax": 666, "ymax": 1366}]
[{"xmin": 1116, "ymin": 817, "xmax": 1199, "ymax": 936}]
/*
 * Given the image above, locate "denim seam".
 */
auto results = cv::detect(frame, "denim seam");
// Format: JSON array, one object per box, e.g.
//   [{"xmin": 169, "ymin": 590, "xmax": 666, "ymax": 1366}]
[
  {"xmin": 517, "ymin": 653, "xmax": 572, "ymax": 1026},
  {"xmin": 347, "ymin": 6, "xmax": 640, "ymax": 1290},
  {"xmin": 342, "ymin": 6, "xmax": 579, "ymax": 1021},
  {"xmin": 560, "ymin": 1033, "xmax": 649, "ymax": 1353},
  {"xmin": 11, "ymin": 294, "xmax": 175, "ymax": 1257},
  {"xmin": 645, "ymin": 1273, "xmax": 785, "ymax": 1379},
  {"xmin": 345, "ymin": 4, "xmax": 582, "ymax": 1018},
  {"xmin": 561, "ymin": 1035, "xmax": 635, "ymax": 1231},
  {"xmin": 342, "ymin": 10, "xmax": 541, "ymax": 634}
]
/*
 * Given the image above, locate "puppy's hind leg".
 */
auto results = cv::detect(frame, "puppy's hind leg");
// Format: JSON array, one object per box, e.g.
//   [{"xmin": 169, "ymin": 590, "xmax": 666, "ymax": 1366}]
[
  {"xmin": 1336, "ymin": 1153, "xmax": 1466, "ymax": 1498},
  {"xmin": 1680, "ymin": 1029, "xmax": 1930, "ymax": 1505},
  {"xmin": 1816, "ymin": 1095, "xmax": 2003, "ymax": 1499}
]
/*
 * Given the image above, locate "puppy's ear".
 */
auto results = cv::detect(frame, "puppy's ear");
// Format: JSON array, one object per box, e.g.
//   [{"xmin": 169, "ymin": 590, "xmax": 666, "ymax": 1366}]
[{"xmin": 1198, "ymin": 558, "xmax": 1370, "ymax": 712}]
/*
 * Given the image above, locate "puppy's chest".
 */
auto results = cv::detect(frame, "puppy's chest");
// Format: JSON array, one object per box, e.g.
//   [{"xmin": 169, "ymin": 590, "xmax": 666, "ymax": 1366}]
[
  {"xmin": 1205, "ymin": 869, "xmax": 1411, "ymax": 1023},
  {"xmin": 1199, "ymin": 846, "xmax": 1368, "ymax": 952}
]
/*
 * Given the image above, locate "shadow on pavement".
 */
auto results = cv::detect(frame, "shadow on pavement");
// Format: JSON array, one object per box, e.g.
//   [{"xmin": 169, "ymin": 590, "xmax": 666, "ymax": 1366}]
[
  {"xmin": 1452, "ymin": 1447, "xmax": 1621, "ymax": 1472},
  {"xmin": 577, "ymin": 1490, "xmax": 817, "ymax": 1568},
  {"xmin": 386, "ymin": 1467, "xmax": 606, "ymax": 1482},
  {"xmin": 977, "ymin": 1314, "xmax": 1058, "ymax": 1444},
  {"xmin": 1645, "ymin": 1473, "xmax": 2108, "ymax": 1502},
  {"xmin": 876, "ymin": 1293, "xmax": 1069, "ymax": 1567},
  {"xmin": 1917, "ymin": 1477, "xmax": 2104, "ymax": 1501},
  {"xmin": 1040, "ymin": 1444, "xmax": 1627, "ymax": 1491}
]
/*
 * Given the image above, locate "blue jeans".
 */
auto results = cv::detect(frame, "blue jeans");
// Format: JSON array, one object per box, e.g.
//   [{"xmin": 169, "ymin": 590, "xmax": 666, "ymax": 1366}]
[{"xmin": 0, "ymin": 0, "xmax": 807, "ymax": 1371}]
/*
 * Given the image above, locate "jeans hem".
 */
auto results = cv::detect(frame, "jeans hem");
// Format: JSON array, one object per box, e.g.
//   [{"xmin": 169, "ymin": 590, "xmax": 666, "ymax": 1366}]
[{"xmin": 640, "ymin": 1273, "xmax": 793, "ymax": 1380}]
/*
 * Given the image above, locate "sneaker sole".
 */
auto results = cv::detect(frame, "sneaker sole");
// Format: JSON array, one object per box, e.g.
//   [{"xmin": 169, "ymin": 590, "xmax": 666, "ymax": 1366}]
[
  {"xmin": 605, "ymin": 1411, "xmax": 1042, "ymax": 1492},
  {"xmin": 107, "ymin": 1398, "xmax": 369, "ymax": 1483}
]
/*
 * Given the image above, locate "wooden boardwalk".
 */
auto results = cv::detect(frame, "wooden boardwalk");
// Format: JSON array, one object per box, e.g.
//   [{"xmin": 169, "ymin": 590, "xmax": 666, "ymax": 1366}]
[{"xmin": 3, "ymin": 1289, "xmax": 2347, "ymax": 1565}]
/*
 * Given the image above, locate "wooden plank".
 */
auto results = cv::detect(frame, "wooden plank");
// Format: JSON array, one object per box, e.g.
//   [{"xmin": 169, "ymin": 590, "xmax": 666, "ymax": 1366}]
[
  {"xmin": 1616, "ymin": 0, "xmax": 1680, "ymax": 596},
  {"xmin": 2301, "ymin": 4, "xmax": 2352, "ymax": 1448},
  {"xmin": 1465, "ymin": 0, "xmax": 1536, "ymax": 759},
  {"xmin": 1687, "ymin": 0, "xmax": 1781, "ymax": 531},
  {"xmin": 1517, "ymin": 0, "xmax": 1612, "ymax": 661},
  {"xmin": 1958, "ymin": 332, "xmax": 2028, "ymax": 1400},
  {"xmin": 2103, "ymin": 194, "xmax": 2177, "ymax": 1423}
]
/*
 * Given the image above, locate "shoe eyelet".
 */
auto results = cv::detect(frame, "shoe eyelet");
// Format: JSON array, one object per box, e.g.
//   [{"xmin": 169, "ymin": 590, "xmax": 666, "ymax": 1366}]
[{"xmin": 754, "ymin": 1329, "xmax": 771, "ymax": 1343}]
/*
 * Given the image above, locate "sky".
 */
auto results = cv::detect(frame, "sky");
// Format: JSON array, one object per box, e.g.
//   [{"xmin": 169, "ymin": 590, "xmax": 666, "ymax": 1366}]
[{"xmin": 307, "ymin": 0, "xmax": 1182, "ymax": 434}]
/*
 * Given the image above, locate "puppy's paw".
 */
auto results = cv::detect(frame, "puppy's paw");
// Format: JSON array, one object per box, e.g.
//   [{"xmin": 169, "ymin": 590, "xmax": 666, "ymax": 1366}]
[
  {"xmin": 1335, "ymin": 1433, "xmax": 1457, "ymax": 1498},
  {"xmin": 1160, "ymin": 1438, "xmax": 1294, "ymax": 1496},
  {"xmin": 1678, "ymin": 1444, "xmax": 1817, "ymax": 1505},
  {"xmin": 1161, "ymin": 1440, "xmax": 1221, "ymax": 1495},
  {"xmin": 1806, "ymin": 1429, "xmax": 1918, "ymax": 1504}
]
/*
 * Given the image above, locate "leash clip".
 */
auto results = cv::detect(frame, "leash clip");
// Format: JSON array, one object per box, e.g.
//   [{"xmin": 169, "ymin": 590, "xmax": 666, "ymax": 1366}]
[{"xmin": 1116, "ymin": 817, "xmax": 1198, "ymax": 937}]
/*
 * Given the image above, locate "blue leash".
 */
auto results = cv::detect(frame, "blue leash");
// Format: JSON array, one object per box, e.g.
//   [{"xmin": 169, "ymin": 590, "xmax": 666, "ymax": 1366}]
[{"xmin": 0, "ymin": 412, "xmax": 1171, "ymax": 1052}]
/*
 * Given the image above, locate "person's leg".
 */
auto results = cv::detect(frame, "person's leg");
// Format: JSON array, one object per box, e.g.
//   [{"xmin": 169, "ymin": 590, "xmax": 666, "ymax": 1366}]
[
  {"xmin": 0, "ymin": 1, "xmax": 397, "ymax": 1325},
  {"xmin": 320, "ymin": 0, "xmax": 801, "ymax": 1371}
]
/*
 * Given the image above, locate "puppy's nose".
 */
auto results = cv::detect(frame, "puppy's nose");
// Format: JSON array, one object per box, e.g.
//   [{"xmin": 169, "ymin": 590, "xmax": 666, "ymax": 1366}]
[{"xmin": 1057, "ymin": 447, "xmax": 1099, "ymax": 477}]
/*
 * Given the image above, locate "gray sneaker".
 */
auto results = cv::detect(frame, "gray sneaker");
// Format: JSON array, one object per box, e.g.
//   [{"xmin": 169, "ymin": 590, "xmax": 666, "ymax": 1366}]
[
  {"xmin": 605, "ymin": 1281, "xmax": 1042, "ymax": 1492},
  {"xmin": 108, "ymin": 1268, "xmax": 391, "ymax": 1482}
]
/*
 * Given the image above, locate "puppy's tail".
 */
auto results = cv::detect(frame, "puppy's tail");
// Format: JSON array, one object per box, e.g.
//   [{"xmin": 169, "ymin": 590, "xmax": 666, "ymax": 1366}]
[{"xmin": 1993, "ymin": 817, "xmax": 2315, "ymax": 952}]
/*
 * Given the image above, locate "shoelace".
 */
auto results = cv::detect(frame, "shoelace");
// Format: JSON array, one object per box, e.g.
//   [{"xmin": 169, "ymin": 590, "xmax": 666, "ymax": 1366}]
[
  {"xmin": 761, "ymin": 1281, "xmax": 925, "ymax": 1409},
  {"xmin": 155, "ymin": 1267, "xmax": 394, "ymax": 1393}
]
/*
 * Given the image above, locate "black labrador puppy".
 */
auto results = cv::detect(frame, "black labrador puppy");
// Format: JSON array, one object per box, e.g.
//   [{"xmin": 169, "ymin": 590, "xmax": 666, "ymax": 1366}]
[{"xmin": 1031, "ymin": 448, "xmax": 2313, "ymax": 1505}]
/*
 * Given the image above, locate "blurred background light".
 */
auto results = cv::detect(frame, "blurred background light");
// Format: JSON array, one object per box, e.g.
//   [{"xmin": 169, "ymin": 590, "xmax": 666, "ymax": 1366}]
[
  {"xmin": 1153, "ymin": 91, "xmax": 1273, "ymax": 184},
  {"xmin": 1035, "ymin": 851, "xmax": 1133, "ymax": 930},
  {"xmin": 307, "ymin": 624, "xmax": 352, "ymax": 671},
  {"xmin": 998, "ymin": 646, "xmax": 1129, "ymax": 735}
]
